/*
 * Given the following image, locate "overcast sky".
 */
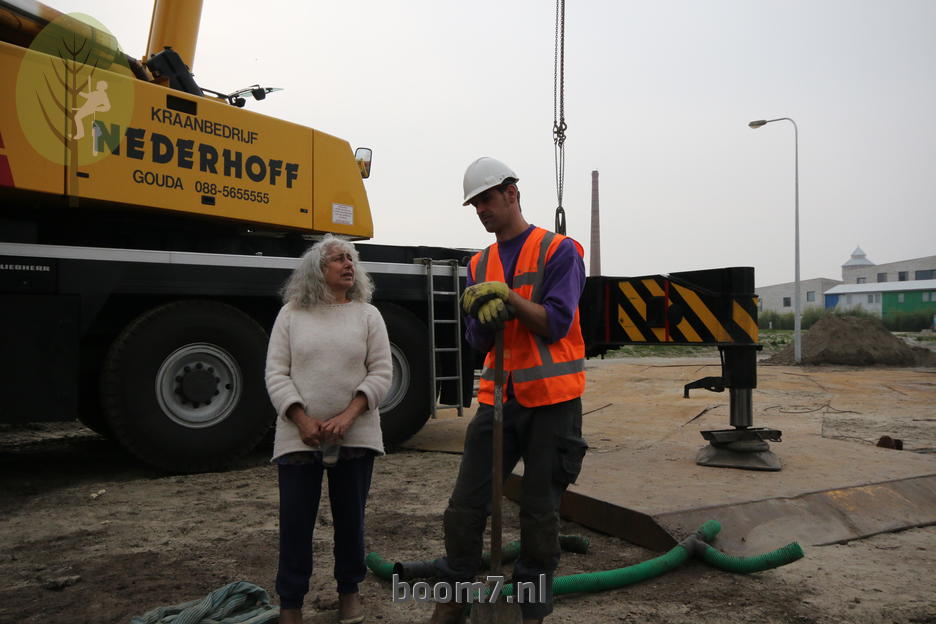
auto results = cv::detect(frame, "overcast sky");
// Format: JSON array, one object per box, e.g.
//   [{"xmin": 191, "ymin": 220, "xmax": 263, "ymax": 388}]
[{"xmin": 51, "ymin": 0, "xmax": 936, "ymax": 287}]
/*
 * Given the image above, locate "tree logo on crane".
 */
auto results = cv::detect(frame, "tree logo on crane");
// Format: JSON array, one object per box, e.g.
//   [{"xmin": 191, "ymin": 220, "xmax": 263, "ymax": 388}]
[
  {"xmin": 72, "ymin": 79, "xmax": 112, "ymax": 141},
  {"xmin": 15, "ymin": 11, "xmax": 134, "ymax": 191}
]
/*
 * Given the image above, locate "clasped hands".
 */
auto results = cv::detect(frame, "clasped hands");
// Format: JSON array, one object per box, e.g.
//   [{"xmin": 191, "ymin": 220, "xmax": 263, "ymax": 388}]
[
  {"xmin": 289, "ymin": 405, "xmax": 357, "ymax": 448},
  {"xmin": 461, "ymin": 281, "xmax": 513, "ymax": 330}
]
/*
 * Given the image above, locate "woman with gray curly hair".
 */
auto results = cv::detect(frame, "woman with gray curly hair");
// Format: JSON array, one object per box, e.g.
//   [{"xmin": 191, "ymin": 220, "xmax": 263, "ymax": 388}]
[{"xmin": 265, "ymin": 234, "xmax": 392, "ymax": 624}]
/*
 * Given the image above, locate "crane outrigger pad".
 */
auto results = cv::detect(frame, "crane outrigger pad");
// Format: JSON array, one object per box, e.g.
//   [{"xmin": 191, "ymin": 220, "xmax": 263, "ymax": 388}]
[
  {"xmin": 696, "ymin": 427, "xmax": 783, "ymax": 471},
  {"xmin": 695, "ymin": 442, "xmax": 781, "ymax": 471}
]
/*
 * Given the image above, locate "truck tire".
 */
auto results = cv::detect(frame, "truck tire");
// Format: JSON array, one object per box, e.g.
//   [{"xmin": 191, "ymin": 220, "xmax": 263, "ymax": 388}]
[
  {"xmin": 77, "ymin": 402, "xmax": 112, "ymax": 438},
  {"xmin": 77, "ymin": 343, "xmax": 112, "ymax": 438},
  {"xmin": 376, "ymin": 303, "xmax": 431, "ymax": 449},
  {"xmin": 101, "ymin": 300, "xmax": 273, "ymax": 472}
]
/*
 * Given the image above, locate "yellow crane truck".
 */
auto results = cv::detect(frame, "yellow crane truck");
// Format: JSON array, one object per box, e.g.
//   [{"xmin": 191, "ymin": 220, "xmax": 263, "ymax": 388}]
[
  {"xmin": 0, "ymin": 0, "xmax": 475, "ymax": 471},
  {"xmin": 1, "ymin": 0, "xmax": 773, "ymax": 472}
]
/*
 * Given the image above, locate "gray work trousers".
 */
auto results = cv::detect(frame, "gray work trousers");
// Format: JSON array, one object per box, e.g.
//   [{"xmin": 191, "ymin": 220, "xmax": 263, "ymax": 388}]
[{"xmin": 434, "ymin": 397, "xmax": 586, "ymax": 620}]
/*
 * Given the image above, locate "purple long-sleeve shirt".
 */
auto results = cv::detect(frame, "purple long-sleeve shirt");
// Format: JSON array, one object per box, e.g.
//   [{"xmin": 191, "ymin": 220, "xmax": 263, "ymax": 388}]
[{"xmin": 465, "ymin": 225, "xmax": 586, "ymax": 356}]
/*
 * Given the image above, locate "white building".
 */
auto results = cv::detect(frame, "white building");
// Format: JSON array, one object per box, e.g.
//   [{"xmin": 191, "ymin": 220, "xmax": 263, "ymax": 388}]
[
  {"xmin": 841, "ymin": 246, "xmax": 875, "ymax": 282},
  {"xmin": 840, "ymin": 248, "xmax": 936, "ymax": 285},
  {"xmin": 756, "ymin": 277, "xmax": 841, "ymax": 315}
]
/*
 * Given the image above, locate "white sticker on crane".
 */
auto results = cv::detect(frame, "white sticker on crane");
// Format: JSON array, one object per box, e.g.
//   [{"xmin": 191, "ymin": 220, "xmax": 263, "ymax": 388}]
[{"xmin": 332, "ymin": 203, "xmax": 354, "ymax": 225}]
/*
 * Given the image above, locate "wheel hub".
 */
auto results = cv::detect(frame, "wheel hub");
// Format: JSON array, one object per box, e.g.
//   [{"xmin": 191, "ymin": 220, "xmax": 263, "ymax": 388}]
[
  {"xmin": 156, "ymin": 343, "xmax": 241, "ymax": 428},
  {"xmin": 178, "ymin": 366, "xmax": 219, "ymax": 405}
]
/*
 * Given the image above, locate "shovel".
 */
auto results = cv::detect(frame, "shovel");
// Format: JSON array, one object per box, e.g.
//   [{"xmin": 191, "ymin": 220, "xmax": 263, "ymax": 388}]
[{"xmin": 470, "ymin": 330, "xmax": 521, "ymax": 624}]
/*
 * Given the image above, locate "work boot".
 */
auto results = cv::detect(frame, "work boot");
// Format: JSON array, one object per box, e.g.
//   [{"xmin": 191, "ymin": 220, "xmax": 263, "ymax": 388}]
[
  {"xmin": 338, "ymin": 592, "xmax": 364, "ymax": 624},
  {"xmin": 279, "ymin": 607, "xmax": 303, "ymax": 624},
  {"xmin": 429, "ymin": 600, "xmax": 467, "ymax": 624}
]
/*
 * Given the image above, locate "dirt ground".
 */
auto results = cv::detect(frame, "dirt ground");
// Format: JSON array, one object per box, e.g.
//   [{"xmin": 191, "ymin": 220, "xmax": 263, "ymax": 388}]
[{"xmin": 2, "ymin": 357, "xmax": 935, "ymax": 624}]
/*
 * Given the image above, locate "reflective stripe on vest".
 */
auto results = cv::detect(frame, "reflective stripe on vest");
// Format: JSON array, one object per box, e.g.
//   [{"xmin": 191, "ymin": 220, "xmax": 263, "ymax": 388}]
[
  {"xmin": 475, "ymin": 246, "xmax": 491, "ymax": 288},
  {"xmin": 480, "ymin": 356, "xmax": 584, "ymax": 382}
]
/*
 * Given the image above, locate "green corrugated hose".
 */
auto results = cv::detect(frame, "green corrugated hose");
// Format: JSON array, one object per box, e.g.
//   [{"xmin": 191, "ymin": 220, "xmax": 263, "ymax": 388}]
[
  {"xmin": 700, "ymin": 540, "xmax": 806, "ymax": 574},
  {"xmin": 365, "ymin": 552, "xmax": 395, "ymax": 580},
  {"xmin": 365, "ymin": 520, "xmax": 804, "ymax": 598},
  {"xmin": 502, "ymin": 520, "xmax": 724, "ymax": 597}
]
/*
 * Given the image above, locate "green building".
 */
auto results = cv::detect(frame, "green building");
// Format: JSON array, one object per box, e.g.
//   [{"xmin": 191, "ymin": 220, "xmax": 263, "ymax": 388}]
[{"xmin": 884, "ymin": 285, "xmax": 936, "ymax": 329}]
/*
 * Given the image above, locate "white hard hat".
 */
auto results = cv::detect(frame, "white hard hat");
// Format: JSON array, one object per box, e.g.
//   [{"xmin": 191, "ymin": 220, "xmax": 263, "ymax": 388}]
[{"xmin": 462, "ymin": 157, "xmax": 518, "ymax": 206}]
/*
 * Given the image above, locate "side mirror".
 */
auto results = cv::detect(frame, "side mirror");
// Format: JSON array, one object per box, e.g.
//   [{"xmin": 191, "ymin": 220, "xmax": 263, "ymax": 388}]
[{"xmin": 355, "ymin": 147, "xmax": 373, "ymax": 179}]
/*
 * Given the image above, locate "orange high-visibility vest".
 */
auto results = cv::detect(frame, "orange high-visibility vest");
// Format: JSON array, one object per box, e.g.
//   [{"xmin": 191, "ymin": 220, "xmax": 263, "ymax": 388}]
[{"xmin": 471, "ymin": 227, "xmax": 586, "ymax": 407}]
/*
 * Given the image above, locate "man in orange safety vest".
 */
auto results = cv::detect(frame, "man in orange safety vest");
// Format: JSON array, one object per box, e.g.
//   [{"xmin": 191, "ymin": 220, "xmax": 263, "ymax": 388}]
[{"xmin": 429, "ymin": 157, "xmax": 588, "ymax": 624}]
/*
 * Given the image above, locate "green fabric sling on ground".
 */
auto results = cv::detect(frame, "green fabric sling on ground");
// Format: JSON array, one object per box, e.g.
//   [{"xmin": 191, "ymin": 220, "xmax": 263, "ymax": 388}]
[{"xmin": 129, "ymin": 581, "xmax": 279, "ymax": 624}]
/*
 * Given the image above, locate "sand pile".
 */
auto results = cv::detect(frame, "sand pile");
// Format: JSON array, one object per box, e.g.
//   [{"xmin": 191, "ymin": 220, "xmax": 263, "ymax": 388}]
[{"xmin": 766, "ymin": 315, "xmax": 936, "ymax": 366}]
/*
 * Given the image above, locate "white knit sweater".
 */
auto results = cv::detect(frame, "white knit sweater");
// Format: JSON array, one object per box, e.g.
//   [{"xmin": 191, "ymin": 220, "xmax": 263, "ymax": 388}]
[{"xmin": 265, "ymin": 301, "xmax": 392, "ymax": 460}]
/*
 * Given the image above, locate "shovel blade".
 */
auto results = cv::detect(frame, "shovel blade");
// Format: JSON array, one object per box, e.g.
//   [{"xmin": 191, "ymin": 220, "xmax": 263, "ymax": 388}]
[{"xmin": 469, "ymin": 597, "xmax": 522, "ymax": 624}]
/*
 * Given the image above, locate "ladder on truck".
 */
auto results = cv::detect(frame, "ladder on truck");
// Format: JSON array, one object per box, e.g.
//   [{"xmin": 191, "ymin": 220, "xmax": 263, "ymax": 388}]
[{"xmin": 420, "ymin": 258, "xmax": 465, "ymax": 418}]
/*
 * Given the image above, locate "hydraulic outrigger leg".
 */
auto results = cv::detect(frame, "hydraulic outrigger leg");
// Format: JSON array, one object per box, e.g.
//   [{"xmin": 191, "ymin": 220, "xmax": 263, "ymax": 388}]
[
  {"xmin": 687, "ymin": 344, "xmax": 782, "ymax": 471},
  {"xmin": 580, "ymin": 267, "xmax": 780, "ymax": 471}
]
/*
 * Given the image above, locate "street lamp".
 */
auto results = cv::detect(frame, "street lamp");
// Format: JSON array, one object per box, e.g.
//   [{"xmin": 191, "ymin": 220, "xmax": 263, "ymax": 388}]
[{"xmin": 749, "ymin": 117, "xmax": 801, "ymax": 364}]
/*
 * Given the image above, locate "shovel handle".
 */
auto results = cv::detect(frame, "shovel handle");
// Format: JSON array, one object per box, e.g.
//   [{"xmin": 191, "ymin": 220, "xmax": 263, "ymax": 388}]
[{"xmin": 490, "ymin": 330, "xmax": 505, "ymax": 574}]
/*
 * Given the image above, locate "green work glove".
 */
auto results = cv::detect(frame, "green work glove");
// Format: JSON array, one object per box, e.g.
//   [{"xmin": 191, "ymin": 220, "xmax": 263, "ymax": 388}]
[
  {"xmin": 462, "ymin": 281, "xmax": 510, "ymax": 317},
  {"xmin": 477, "ymin": 299, "xmax": 511, "ymax": 331}
]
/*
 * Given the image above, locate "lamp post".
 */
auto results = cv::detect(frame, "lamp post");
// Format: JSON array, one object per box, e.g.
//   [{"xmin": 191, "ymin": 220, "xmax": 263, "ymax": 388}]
[{"xmin": 749, "ymin": 117, "xmax": 801, "ymax": 364}]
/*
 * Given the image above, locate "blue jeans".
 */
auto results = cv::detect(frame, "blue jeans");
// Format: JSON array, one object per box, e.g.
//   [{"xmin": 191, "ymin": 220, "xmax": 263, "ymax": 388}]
[
  {"xmin": 276, "ymin": 452, "xmax": 374, "ymax": 609},
  {"xmin": 434, "ymin": 397, "xmax": 586, "ymax": 620}
]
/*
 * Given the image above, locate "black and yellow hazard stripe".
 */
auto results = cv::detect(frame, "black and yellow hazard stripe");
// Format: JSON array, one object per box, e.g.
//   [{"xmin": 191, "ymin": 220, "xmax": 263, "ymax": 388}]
[{"xmin": 612, "ymin": 275, "xmax": 758, "ymax": 345}]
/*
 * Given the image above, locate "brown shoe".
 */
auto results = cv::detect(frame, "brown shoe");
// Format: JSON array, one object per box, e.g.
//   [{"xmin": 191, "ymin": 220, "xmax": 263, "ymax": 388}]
[
  {"xmin": 338, "ymin": 592, "xmax": 364, "ymax": 624},
  {"xmin": 429, "ymin": 600, "xmax": 467, "ymax": 624},
  {"xmin": 279, "ymin": 607, "xmax": 303, "ymax": 624}
]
